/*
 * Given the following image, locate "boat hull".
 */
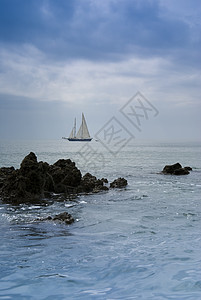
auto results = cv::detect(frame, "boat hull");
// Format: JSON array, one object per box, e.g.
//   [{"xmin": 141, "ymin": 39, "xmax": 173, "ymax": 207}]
[{"xmin": 67, "ymin": 138, "xmax": 92, "ymax": 142}]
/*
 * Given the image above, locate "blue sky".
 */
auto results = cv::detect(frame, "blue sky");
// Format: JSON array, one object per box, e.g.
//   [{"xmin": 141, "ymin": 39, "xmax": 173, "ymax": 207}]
[{"xmin": 0, "ymin": 0, "xmax": 200, "ymax": 140}]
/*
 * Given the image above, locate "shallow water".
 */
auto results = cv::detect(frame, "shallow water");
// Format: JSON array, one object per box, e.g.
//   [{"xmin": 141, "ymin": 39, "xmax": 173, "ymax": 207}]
[{"xmin": 0, "ymin": 139, "xmax": 201, "ymax": 299}]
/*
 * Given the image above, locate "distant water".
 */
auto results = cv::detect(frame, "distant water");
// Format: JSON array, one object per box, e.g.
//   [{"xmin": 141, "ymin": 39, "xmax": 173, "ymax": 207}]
[{"xmin": 0, "ymin": 139, "xmax": 201, "ymax": 299}]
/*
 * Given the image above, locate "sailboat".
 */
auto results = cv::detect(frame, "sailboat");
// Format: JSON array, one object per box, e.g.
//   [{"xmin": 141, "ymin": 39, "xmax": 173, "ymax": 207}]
[{"xmin": 63, "ymin": 113, "xmax": 92, "ymax": 141}]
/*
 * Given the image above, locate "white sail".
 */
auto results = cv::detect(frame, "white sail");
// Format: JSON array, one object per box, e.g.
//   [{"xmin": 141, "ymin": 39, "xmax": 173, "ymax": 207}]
[
  {"xmin": 76, "ymin": 113, "xmax": 91, "ymax": 139},
  {"xmin": 69, "ymin": 118, "xmax": 76, "ymax": 138},
  {"xmin": 69, "ymin": 128, "xmax": 74, "ymax": 139}
]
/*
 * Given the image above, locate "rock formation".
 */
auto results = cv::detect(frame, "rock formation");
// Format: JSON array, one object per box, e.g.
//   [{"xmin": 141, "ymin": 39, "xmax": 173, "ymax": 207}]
[
  {"xmin": 0, "ymin": 152, "xmax": 127, "ymax": 205},
  {"xmin": 162, "ymin": 163, "xmax": 192, "ymax": 175},
  {"xmin": 110, "ymin": 177, "xmax": 128, "ymax": 188},
  {"xmin": 78, "ymin": 173, "xmax": 109, "ymax": 193},
  {"xmin": 0, "ymin": 152, "xmax": 82, "ymax": 205}
]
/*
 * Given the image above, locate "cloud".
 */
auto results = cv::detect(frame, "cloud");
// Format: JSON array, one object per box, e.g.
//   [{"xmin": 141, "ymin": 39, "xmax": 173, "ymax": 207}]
[
  {"xmin": 0, "ymin": 0, "xmax": 201, "ymax": 140},
  {"xmin": 0, "ymin": 41, "xmax": 200, "ymax": 111},
  {"xmin": 0, "ymin": 0, "xmax": 199, "ymax": 63}
]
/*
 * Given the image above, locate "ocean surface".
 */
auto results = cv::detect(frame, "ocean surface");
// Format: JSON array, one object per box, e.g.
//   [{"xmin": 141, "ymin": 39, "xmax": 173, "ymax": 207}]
[{"xmin": 0, "ymin": 139, "xmax": 201, "ymax": 299}]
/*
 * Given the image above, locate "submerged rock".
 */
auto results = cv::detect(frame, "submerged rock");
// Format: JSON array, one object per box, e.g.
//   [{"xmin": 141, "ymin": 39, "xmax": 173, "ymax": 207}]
[
  {"xmin": 38, "ymin": 212, "xmax": 74, "ymax": 225},
  {"xmin": 162, "ymin": 163, "xmax": 192, "ymax": 175},
  {"xmin": 110, "ymin": 177, "xmax": 128, "ymax": 188}
]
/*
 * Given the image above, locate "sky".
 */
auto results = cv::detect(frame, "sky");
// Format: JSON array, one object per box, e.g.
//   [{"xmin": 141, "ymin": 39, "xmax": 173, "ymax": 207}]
[{"xmin": 0, "ymin": 0, "xmax": 200, "ymax": 141}]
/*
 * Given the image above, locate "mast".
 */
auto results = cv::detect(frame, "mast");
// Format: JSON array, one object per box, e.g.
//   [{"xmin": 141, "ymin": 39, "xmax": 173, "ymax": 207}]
[
  {"xmin": 81, "ymin": 113, "xmax": 84, "ymax": 139},
  {"xmin": 74, "ymin": 118, "xmax": 76, "ymax": 138}
]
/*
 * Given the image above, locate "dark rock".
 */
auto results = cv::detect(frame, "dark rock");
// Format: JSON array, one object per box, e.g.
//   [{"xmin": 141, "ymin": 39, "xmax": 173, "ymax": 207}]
[
  {"xmin": 20, "ymin": 152, "xmax": 37, "ymax": 171},
  {"xmin": 52, "ymin": 212, "xmax": 74, "ymax": 224},
  {"xmin": 38, "ymin": 212, "xmax": 74, "ymax": 225},
  {"xmin": 0, "ymin": 167, "xmax": 15, "ymax": 188},
  {"xmin": 101, "ymin": 178, "xmax": 108, "ymax": 184},
  {"xmin": 184, "ymin": 166, "xmax": 192, "ymax": 171},
  {"xmin": 78, "ymin": 173, "xmax": 97, "ymax": 193},
  {"xmin": 0, "ymin": 152, "xmax": 82, "ymax": 205},
  {"xmin": 48, "ymin": 159, "xmax": 81, "ymax": 194},
  {"xmin": 93, "ymin": 185, "xmax": 109, "ymax": 193},
  {"xmin": 0, "ymin": 166, "xmax": 15, "ymax": 175},
  {"xmin": 77, "ymin": 173, "xmax": 109, "ymax": 193},
  {"xmin": 162, "ymin": 163, "xmax": 182, "ymax": 174},
  {"xmin": 173, "ymin": 168, "xmax": 189, "ymax": 175},
  {"xmin": 0, "ymin": 152, "xmax": 114, "ymax": 205},
  {"xmin": 110, "ymin": 177, "xmax": 127, "ymax": 188},
  {"xmin": 162, "ymin": 163, "xmax": 192, "ymax": 175},
  {"xmin": 0, "ymin": 152, "xmax": 51, "ymax": 204}
]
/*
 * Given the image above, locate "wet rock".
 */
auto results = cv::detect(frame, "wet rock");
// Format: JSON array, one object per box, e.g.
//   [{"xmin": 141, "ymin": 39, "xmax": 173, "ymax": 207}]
[
  {"xmin": 93, "ymin": 185, "xmax": 109, "ymax": 193},
  {"xmin": 101, "ymin": 178, "xmax": 108, "ymax": 184},
  {"xmin": 110, "ymin": 177, "xmax": 128, "ymax": 188},
  {"xmin": 0, "ymin": 152, "xmax": 130, "ymax": 205},
  {"xmin": 38, "ymin": 212, "xmax": 74, "ymax": 225},
  {"xmin": 0, "ymin": 166, "xmax": 15, "ymax": 176},
  {"xmin": 173, "ymin": 168, "xmax": 189, "ymax": 175},
  {"xmin": 162, "ymin": 163, "xmax": 182, "ymax": 174},
  {"xmin": 48, "ymin": 158, "xmax": 82, "ymax": 193},
  {"xmin": 52, "ymin": 212, "xmax": 74, "ymax": 224},
  {"xmin": 77, "ymin": 173, "xmax": 109, "ymax": 193},
  {"xmin": 0, "ymin": 152, "xmax": 82, "ymax": 205},
  {"xmin": 184, "ymin": 166, "xmax": 192, "ymax": 171},
  {"xmin": 162, "ymin": 163, "xmax": 192, "ymax": 175},
  {"xmin": 0, "ymin": 152, "xmax": 116, "ymax": 205},
  {"xmin": 0, "ymin": 167, "xmax": 15, "ymax": 188},
  {"xmin": 0, "ymin": 152, "xmax": 55, "ymax": 204}
]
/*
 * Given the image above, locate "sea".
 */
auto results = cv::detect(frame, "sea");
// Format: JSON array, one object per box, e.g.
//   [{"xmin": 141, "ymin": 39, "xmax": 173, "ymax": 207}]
[{"xmin": 0, "ymin": 139, "xmax": 201, "ymax": 300}]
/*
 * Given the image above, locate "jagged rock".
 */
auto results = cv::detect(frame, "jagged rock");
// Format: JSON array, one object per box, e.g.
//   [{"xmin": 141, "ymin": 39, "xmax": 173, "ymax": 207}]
[
  {"xmin": 77, "ymin": 173, "xmax": 109, "ymax": 193},
  {"xmin": 0, "ymin": 152, "xmax": 47, "ymax": 204},
  {"xmin": 48, "ymin": 159, "xmax": 82, "ymax": 193},
  {"xmin": 0, "ymin": 166, "xmax": 15, "ymax": 176},
  {"xmin": 0, "ymin": 152, "xmax": 82, "ymax": 205},
  {"xmin": 0, "ymin": 152, "xmax": 116, "ymax": 205},
  {"xmin": 110, "ymin": 177, "xmax": 127, "ymax": 188},
  {"xmin": 162, "ymin": 163, "xmax": 192, "ymax": 175},
  {"xmin": 38, "ymin": 212, "xmax": 74, "ymax": 225},
  {"xmin": 101, "ymin": 178, "xmax": 108, "ymax": 183}
]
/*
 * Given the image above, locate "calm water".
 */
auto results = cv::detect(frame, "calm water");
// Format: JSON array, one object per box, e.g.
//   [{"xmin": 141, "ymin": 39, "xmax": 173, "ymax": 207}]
[{"xmin": 0, "ymin": 139, "xmax": 201, "ymax": 299}]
